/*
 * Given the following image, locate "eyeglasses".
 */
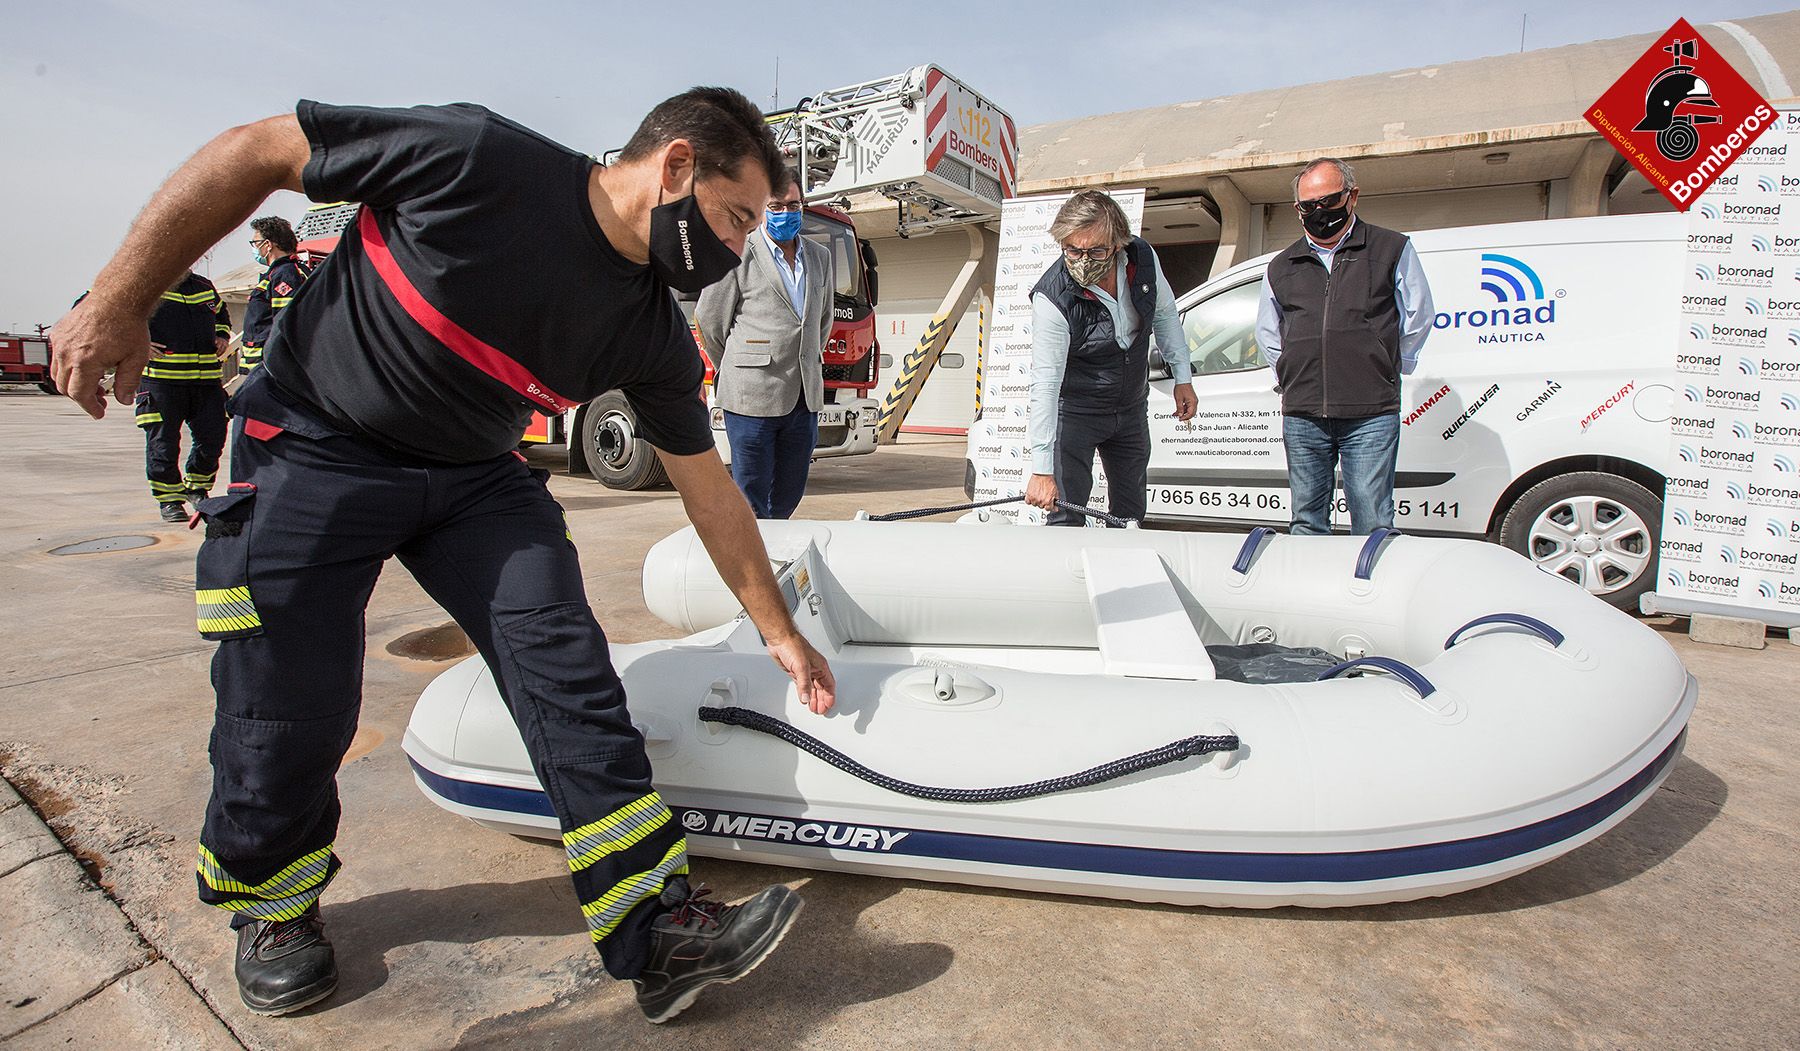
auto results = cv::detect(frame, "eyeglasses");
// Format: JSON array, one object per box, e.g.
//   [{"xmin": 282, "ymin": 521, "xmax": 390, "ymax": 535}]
[
  {"xmin": 766, "ymin": 201, "xmax": 803, "ymax": 214},
  {"xmin": 1294, "ymin": 189, "xmax": 1351, "ymax": 215},
  {"xmin": 248, "ymin": 238, "xmax": 267, "ymax": 247},
  {"xmin": 1060, "ymin": 244, "xmax": 1117, "ymax": 262}
]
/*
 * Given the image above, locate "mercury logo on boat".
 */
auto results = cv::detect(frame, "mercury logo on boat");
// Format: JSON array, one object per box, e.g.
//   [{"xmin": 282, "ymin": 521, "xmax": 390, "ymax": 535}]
[{"xmin": 681, "ymin": 808, "xmax": 911, "ymax": 851}]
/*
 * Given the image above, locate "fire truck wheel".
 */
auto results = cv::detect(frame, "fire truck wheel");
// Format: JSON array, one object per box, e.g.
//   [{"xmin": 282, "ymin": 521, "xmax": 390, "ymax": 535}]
[{"xmin": 581, "ymin": 392, "xmax": 670, "ymax": 491}]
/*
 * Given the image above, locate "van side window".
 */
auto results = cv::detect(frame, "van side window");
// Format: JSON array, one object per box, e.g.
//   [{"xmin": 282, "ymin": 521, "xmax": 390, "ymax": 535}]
[{"xmin": 1177, "ymin": 280, "xmax": 1264, "ymax": 377}]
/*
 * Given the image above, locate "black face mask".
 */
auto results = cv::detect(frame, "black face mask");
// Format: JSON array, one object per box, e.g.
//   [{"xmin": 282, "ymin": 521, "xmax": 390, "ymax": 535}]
[
  {"xmin": 648, "ymin": 187, "xmax": 741, "ymax": 293},
  {"xmin": 1301, "ymin": 200, "xmax": 1352, "ymax": 242}
]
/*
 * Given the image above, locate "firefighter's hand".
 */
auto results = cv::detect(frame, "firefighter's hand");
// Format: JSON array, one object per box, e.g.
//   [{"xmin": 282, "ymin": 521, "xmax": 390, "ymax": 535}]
[
  {"xmin": 51, "ymin": 299, "xmax": 151, "ymax": 419},
  {"xmin": 1173, "ymin": 382, "xmax": 1198, "ymax": 422},
  {"xmin": 1025, "ymin": 473, "xmax": 1058, "ymax": 510},
  {"xmin": 767, "ymin": 632, "xmax": 836, "ymax": 715}
]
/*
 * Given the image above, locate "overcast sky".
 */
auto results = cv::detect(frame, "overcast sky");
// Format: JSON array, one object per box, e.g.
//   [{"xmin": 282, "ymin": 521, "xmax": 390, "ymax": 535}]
[{"xmin": 3, "ymin": 0, "xmax": 1794, "ymax": 331}]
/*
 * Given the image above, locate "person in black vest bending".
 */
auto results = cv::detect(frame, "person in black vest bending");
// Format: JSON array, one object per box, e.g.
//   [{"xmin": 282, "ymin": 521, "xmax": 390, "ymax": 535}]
[
  {"xmin": 1256, "ymin": 157, "xmax": 1434, "ymax": 536},
  {"xmin": 1023, "ymin": 190, "xmax": 1196, "ymax": 526}
]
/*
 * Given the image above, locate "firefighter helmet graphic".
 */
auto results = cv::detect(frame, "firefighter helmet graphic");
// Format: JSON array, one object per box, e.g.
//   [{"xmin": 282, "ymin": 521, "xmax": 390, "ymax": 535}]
[{"xmin": 1631, "ymin": 38, "xmax": 1721, "ymax": 161}]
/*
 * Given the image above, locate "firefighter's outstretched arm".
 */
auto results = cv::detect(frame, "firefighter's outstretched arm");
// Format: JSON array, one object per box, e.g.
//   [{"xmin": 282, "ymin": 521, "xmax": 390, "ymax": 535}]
[
  {"xmin": 53, "ymin": 115, "xmax": 310, "ymax": 418},
  {"xmin": 658, "ymin": 448, "xmax": 838, "ymax": 715}
]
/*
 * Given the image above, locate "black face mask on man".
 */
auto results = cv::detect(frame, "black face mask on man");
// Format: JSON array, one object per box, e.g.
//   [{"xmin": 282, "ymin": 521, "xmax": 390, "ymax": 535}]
[
  {"xmin": 648, "ymin": 181, "xmax": 742, "ymax": 294},
  {"xmin": 1299, "ymin": 192, "xmax": 1353, "ymax": 242}
]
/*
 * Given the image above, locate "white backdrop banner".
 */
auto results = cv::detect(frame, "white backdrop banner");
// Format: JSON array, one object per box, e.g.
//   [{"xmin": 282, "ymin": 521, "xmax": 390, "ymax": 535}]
[{"xmin": 1652, "ymin": 107, "xmax": 1800, "ymax": 621}]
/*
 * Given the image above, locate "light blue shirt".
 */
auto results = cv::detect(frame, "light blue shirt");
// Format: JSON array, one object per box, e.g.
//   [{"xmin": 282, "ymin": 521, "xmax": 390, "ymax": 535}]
[
  {"xmin": 1255, "ymin": 217, "xmax": 1434, "ymax": 378},
  {"xmin": 761, "ymin": 225, "xmax": 806, "ymax": 317},
  {"xmin": 1027, "ymin": 247, "xmax": 1191, "ymax": 475}
]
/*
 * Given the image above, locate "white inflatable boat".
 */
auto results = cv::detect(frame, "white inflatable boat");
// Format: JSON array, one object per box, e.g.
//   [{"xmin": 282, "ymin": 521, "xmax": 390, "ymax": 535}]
[{"xmin": 402, "ymin": 522, "xmax": 1695, "ymax": 908}]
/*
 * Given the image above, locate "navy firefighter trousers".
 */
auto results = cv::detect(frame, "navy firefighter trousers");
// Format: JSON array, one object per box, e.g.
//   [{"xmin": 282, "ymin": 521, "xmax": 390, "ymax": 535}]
[{"xmin": 191, "ymin": 383, "xmax": 686, "ymax": 978}]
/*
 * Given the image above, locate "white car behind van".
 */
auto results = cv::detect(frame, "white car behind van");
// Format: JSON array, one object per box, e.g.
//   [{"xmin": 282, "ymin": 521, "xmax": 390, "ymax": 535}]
[{"xmin": 978, "ymin": 213, "xmax": 1686, "ymax": 610}]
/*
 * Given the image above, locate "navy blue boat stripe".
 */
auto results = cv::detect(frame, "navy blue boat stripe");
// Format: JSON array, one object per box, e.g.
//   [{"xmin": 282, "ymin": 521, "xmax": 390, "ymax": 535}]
[{"xmin": 407, "ymin": 731, "xmax": 1681, "ymax": 885}]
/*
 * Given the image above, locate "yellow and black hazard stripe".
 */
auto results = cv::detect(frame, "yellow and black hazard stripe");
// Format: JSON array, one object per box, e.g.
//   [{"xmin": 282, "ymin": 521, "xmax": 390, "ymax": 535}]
[
  {"xmin": 196, "ymin": 585, "xmax": 262, "ymax": 638},
  {"xmin": 877, "ymin": 311, "xmax": 954, "ymax": 434},
  {"xmin": 973, "ymin": 297, "xmax": 987, "ymax": 416},
  {"xmin": 197, "ymin": 843, "xmax": 339, "ymax": 922}
]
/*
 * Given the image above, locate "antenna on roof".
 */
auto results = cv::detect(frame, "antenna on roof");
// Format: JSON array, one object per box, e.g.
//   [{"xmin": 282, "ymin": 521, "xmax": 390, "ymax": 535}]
[{"xmin": 1519, "ymin": 13, "xmax": 1527, "ymax": 53}]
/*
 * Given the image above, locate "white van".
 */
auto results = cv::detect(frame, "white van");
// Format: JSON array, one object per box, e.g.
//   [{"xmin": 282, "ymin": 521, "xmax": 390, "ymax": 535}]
[{"xmin": 978, "ymin": 213, "xmax": 1687, "ymax": 610}]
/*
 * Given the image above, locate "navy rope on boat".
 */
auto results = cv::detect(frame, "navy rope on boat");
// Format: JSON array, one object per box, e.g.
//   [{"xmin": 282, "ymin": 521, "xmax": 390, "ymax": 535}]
[
  {"xmin": 869, "ymin": 496, "xmax": 1131, "ymax": 529},
  {"xmin": 1444, "ymin": 613, "xmax": 1565, "ymax": 650},
  {"xmin": 698, "ymin": 706, "xmax": 1239, "ymax": 803}
]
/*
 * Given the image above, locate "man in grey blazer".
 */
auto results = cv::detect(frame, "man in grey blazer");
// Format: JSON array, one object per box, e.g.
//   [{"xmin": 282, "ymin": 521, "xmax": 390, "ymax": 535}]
[{"xmin": 696, "ymin": 167, "xmax": 833, "ymax": 519}]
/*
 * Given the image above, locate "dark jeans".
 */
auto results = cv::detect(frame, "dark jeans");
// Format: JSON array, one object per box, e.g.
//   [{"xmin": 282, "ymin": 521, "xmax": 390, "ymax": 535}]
[
  {"xmin": 723, "ymin": 398, "xmax": 817, "ymax": 519},
  {"xmin": 1282, "ymin": 412, "xmax": 1400, "ymax": 535},
  {"xmin": 135, "ymin": 380, "xmax": 226, "ymax": 503},
  {"xmin": 1048, "ymin": 407, "xmax": 1149, "ymax": 527},
  {"xmin": 193, "ymin": 395, "xmax": 681, "ymax": 979}
]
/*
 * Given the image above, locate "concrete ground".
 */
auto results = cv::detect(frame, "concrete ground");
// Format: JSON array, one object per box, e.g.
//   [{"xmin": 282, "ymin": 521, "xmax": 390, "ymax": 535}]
[{"xmin": 1, "ymin": 387, "xmax": 1796, "ymax": 1050}]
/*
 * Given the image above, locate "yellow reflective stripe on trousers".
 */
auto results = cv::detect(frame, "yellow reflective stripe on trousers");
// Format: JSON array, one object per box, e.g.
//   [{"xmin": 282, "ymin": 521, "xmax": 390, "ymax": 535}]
[
  {"xmin": 563, "ymin": 793, "xmax": 671, "ymax": 873},
  {"xmin": 197, "ymin": 844, "xmax": 334, "ymax": 922},
  {"xmin": 580, "ymin": 838, "xmax": 689, "ymax": 942},
  {"xmin": 144, "ymin": 368, "xmax": 223, "ymax": 380},
  {"xmin": 136, "ymin": 412, "xmax": 164, "ymax": 424},
  {"xmin": 196, "ymin": 586, "xmax": 261, "ymax": 634}
]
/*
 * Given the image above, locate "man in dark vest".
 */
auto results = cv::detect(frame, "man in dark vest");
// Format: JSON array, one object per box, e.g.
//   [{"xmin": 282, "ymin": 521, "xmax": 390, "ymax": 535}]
[
  {"xmin": 1256, "ymin": 157, "xmax": 1434, "ymax": 535},
  {"xmin": 1023, "ymin": 190, "xmax": 1196, "ymax": 525}
]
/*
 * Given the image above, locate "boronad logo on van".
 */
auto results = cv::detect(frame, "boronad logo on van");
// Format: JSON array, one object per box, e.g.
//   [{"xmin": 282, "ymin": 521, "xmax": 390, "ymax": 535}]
[
  {"xmin": 1433, "ymin": 254, "xmax": 1560, "ymax": 344},
  {"xmin": 1585, "ymin": 18, "xmax": 1776, "ymax": 210},
  {"xmin": 677, "ymin": 807, "xmax": 913, "ymax": 853}
]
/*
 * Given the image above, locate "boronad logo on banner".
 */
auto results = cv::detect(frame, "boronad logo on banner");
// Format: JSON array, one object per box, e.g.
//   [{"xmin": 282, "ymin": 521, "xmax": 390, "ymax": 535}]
[
  {"xmin": 1655, "ymin": 105, "xmax": 1800, "ymax": 622},
  {"xmin": 1586, "ymin": 19, "xmax": 1776, "ymax": 210}
]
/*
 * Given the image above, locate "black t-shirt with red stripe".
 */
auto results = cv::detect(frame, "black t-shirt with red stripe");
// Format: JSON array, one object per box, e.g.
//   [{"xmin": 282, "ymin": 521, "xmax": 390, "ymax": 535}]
[{"xmin": 262, "ymin": 100, "xmax": 711, "ymax": 464}]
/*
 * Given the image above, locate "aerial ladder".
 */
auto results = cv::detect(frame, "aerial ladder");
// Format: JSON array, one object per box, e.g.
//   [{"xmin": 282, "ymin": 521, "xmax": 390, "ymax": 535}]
[{"xmin": 769, "ymin": 65, "xmax": 1017, "ymax": 442}]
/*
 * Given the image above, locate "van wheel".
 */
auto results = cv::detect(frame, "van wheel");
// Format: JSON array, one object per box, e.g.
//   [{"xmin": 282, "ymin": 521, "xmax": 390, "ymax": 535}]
[
  {"xmin": 581, "ymin": 392, "xmax": 669, "ymax": 491},
  {"xmin": 1498, "ymin": 472, "xmax": 1660, "ymax": 610},
  {"xmin": 963, "ymin": 460, "xmax": 976, "ymax": 500}
]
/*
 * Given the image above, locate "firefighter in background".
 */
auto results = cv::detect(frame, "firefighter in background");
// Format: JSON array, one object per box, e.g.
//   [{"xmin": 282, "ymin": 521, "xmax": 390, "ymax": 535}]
[
  {"xmin": 75, "ymin": 273, "xmax": 232, "ymax": 521},
  {"xmin": 239, "ymin": 216, "xmax": 309, "ymax": 374}
]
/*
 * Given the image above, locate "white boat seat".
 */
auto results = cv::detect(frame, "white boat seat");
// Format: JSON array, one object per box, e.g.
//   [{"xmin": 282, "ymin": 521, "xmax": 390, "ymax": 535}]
[{"xmin": 1081, "ymin": 547, "xmax": 1216, "ymax": 681}]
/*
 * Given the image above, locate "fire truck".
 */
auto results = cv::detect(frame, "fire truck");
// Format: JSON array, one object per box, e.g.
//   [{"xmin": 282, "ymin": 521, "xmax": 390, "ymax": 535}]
[
  {"xmin": 291, "ymin": 199, "xmax": 883, "ymax": 491},
  {"xmin": 0, "ymin": 332, "xmax": 54, "ymax": 392}
]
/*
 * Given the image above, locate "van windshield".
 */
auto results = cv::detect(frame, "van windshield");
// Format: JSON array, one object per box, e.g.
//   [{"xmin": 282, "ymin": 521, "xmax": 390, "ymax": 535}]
[{"xmin": 1177, "ymin": 280, "xmax": 1265, "ymax": 377}]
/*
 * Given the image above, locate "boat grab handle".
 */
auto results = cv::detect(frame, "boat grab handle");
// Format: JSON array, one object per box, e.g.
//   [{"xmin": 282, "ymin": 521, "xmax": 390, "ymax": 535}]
[
  {"xmin": 1317, "ymin": 656, "xmax": 1437, "ymax": 698},
  {"xmin": 867, "ymin": 496, "xmax": 1133, "ymax": 529},
  {"xmin": 1232, "ymin": 527, "xmax": 1276, "ymax": 574},
  {"xmin": 697, "ymin": 706, "xmax": 1239, "ymax": 803},
  {"xmin": 1444, "ymin": 613, "xmax": 1565, "ymax": 651},
  {"xmin": 1353, "ymin": 528, "xmax": 1402, "ymax": 580}
]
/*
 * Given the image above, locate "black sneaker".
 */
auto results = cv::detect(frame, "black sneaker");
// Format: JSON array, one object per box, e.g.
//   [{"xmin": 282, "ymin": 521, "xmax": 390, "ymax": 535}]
[
  {"xmin": 234, "ymin": 907, "xmax": 338, "ymax": 1016},
  {"xmin": 158, "ymin": 502, "xmax": 188, "ymax": 523},
  {"xmin": 633, "ymin": 882, "xmax": 803, "ymax": 1024}
]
